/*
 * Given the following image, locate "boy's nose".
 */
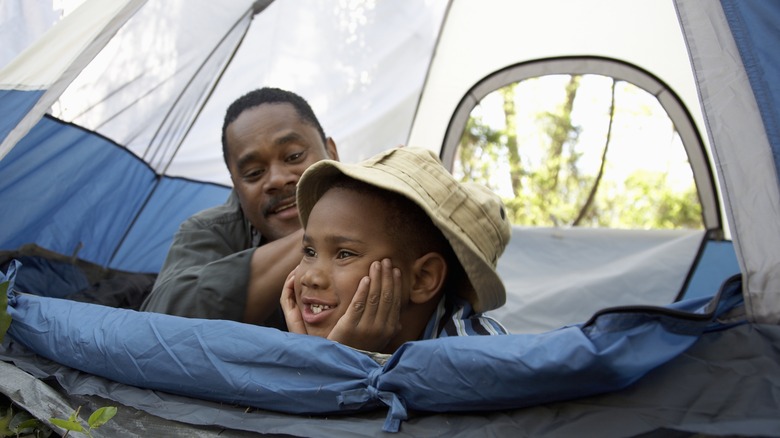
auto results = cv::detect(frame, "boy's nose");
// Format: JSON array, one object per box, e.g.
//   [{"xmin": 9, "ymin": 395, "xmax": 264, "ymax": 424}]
[{"xmin": 300, "ymin": 265, "xmax": 328, "ymax": 290}]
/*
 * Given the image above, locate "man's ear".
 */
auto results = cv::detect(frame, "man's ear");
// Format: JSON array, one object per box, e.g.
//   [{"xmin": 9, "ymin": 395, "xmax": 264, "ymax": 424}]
[
  {"xmin": 409, "ymin": 252, "xmax": 447, "ymax": 304},
  {"xmin": 325, "ymin": 137, "xmax": 339, "ymax": 161}
]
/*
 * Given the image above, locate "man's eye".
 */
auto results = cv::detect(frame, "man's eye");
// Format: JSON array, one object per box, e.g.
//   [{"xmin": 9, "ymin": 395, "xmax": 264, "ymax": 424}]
[
  {"xmin": 244, "ymin": 168, "xmax": 265, "ymax": 179},
  {"xmin": 286, "ymin": 151, "xmax": 304, "ymax": 162},
  {"xmin": 303, "ymin": 247, "xmax": 316, "ymax": 257}
]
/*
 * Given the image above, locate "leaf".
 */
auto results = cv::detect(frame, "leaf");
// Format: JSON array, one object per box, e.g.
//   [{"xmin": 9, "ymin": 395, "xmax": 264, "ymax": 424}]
[
  {"xmin": 49, "ymin": 418, "xmax": 84, "ymax": 433},
  {"xmin": 67, "ymin": 406, "xmax": 81, "ymax": 423},
  {"xmin": 0, "ymin": 405, "xmax": 13, "ymax": 436},
  {"xmin": 87, "ymin": 406, "xmax": 117, "ymax": 429},
  {"xmin": 0, "ymin": 281, "xmax": 10, "ymax": 344},
  {"xmin": 11, "ymin": 417, "xmax": 42, "ymax": 434}
]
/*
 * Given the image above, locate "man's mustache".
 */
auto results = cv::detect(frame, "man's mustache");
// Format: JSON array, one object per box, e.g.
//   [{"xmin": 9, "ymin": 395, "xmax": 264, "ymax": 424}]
[{"xmin": 262, "ymin": 188, "xmax": 297, "ymax": 217}]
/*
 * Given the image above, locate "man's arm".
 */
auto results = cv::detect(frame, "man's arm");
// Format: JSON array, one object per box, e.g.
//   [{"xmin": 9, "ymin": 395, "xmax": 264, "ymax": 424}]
[
  {"xmin": 140, "ymin": 216, "xmax": 254, "ymax": 322},
  {"xmin": 243, "ymin": 228, "xmax": 304, "ymax": 325}
]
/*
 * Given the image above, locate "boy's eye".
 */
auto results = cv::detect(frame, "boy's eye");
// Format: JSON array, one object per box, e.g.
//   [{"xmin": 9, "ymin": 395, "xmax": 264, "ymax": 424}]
[
  {"xmin": 336, "ymin": 250, "xmax": 356, "ymax": 259},
  {"xmin": 303, "ymin": 247, "xmax": 316, "ymax": 257}
]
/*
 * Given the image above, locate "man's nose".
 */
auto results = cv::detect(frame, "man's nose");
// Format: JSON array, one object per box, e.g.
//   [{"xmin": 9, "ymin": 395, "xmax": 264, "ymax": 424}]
[{"xmin": 264, "ymin": 162, "xmax": 297, "ymax": 191}]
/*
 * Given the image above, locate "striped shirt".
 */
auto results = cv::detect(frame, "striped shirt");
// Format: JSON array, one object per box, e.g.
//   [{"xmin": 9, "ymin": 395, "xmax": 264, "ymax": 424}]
[{"xmin": 422, "ymin": 295, "xmax": 508, "ymax": 339}]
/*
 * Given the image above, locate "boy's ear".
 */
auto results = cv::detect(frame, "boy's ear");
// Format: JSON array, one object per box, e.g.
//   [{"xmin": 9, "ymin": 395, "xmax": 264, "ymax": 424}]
[{"xmin": 409, "ymin": 252, "xmax": 447, "ymax": 304}]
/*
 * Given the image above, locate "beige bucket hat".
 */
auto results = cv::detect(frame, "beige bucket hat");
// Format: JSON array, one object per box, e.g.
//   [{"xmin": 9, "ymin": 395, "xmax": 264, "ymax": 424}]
[{"xmin": 296, "ymin": 146, "xmax": 511, "ymax": 313}]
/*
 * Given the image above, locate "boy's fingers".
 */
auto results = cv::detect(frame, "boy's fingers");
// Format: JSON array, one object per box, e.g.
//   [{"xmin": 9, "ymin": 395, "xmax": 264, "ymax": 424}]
[
  {"xmin": 281, "ymin": 272, "xmax": 307, "ymax": 335},
  {"xmin": 391, "ymin": 267, "xmax": 402, "ymax": 316},
  {"xmin": 375, "ymin": 260, "xmax": 399, "ymax": 325},
  {"xmin": 344, "ymin": 275, "xmax": 370, "ymax": 322},
  {"xmin": 361, "ymin": 260, "xmax": 382, "ymax": 319},
  {"xmin": 381, "ymin": 259, "xmax": 395, "ymax": 306},
  {"xmin": 280, "ymin": 272, "xmax": 295, "ymax": 304},
  {"xmin": 329, "ymin": 275, "xmax": 370, "ymax": 343},
  {"xmin": 361, "ymin": 259, "xmax": 401, "ymax": 344},
  {"xmin": 333, "ymin": 259, "xmax": 401, "ymax": 352}
]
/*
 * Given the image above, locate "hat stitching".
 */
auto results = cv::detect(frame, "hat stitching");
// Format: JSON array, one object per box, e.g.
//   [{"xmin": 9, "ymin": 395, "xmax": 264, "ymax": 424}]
[
  {"xmin": 372, "ymin": 149, "xmax": 507, "ymax": 261},
  {"xmin": 372, "ymin": 154, "xmax": 504, "ymax": 284},
  {"xmin": 375, "ymin": 155, "xmax": 507, "ymax": 266}
]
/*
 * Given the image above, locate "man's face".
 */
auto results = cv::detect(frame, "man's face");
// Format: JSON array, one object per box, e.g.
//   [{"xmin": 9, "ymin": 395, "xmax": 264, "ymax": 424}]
[
  {"xmin": 294, "ymin": 187, "xmax": 413, "ymax": 338},
  {"xmin": 225, "ymin": 103, "xmax": 337, "ymax": 241}
]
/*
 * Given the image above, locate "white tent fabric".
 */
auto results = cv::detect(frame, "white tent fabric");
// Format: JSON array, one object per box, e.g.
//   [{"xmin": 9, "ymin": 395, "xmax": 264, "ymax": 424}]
[
  {"xmin": 5, "ymin": 0, "xmax": 449, "ymax": 185},
  {"xmin": 490, "ymin": 227, "xmax": 705, "ymax": 333},
  {"xmin": 174, "ymin": 0, "xmax": 448, "ymax": 185},
  {"xmin": 0, "ymin": 0, "xmax": 145, "ymax": 160},
  {"xmin": 0, "ymin": 0, "xmax": 61, "ymax": 69}
]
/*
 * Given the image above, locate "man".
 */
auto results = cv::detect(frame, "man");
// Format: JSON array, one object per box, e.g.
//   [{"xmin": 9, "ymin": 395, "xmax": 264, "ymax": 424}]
[{"xmin": 140, "ymin": 87, "xmax": 339, "ymax": 328}]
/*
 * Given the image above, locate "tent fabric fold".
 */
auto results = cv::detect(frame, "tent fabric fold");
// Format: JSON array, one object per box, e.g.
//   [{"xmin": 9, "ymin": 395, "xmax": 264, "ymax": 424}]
[{"xmin": 2, "ymin": 260, "xmax": 745, "ymax": 433}]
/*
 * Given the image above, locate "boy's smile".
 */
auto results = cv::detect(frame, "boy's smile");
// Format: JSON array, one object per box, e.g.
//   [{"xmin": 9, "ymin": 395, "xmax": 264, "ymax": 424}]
[{"xmin": 301, "ymin": 298, "xmax": 336, "ymax": 324}]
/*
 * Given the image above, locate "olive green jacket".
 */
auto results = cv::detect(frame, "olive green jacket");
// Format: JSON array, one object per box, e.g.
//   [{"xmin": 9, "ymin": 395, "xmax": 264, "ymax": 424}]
[{"xmin": 140, "ymin": 191, "xmax": 285, "ymax": 329}]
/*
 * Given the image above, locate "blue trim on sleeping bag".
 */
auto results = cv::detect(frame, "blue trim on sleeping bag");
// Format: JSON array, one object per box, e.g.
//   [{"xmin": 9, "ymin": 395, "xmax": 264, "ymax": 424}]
[
  {"xmin": 1, "ymin": 260, "xmax": 745, "ymax": 433},
  {"xmin": 721, "ymin": 0, "xmax": 780, "ymax": 176},
  {"xmin": 0, "ymin": 115, "xmax": 230, "ymax": 273},
  {"xmin": 1, "ymin": 256, "xmax": 90, "ymax": 299},
  {"xmin": 0, "ymin": 89, "xmax": 44, "ymax": 144}
]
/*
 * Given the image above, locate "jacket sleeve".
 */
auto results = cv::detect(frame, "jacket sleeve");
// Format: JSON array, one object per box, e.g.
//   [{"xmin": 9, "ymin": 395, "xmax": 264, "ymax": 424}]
[{"xmin": 140, "ymin": 215, "xmax": 254, "ymax": 322}]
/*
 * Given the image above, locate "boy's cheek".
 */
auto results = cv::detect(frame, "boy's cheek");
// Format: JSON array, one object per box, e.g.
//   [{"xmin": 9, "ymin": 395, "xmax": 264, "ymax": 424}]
[{"xmin": 293, "ymin": 272, "xmax": 304, "ymax": 298}]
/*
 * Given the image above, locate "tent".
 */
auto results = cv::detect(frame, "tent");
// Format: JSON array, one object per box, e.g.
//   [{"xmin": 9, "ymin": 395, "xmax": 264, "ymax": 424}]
[{"xmin": 1, "ymin": 0, "xmax": 779, "ymax": 436}]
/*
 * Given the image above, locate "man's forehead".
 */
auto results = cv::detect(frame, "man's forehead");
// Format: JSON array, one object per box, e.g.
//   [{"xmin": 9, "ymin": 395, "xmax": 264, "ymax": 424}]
[
  {"xmin": 226, "ymin": 107, "xmax": 320, "ymax": 155},
  {"xmin": 233, "ymin": 102, "xmax": 305, "ymax": 127}
]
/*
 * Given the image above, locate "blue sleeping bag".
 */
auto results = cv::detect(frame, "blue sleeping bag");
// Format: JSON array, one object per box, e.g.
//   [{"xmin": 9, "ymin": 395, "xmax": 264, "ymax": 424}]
[{"xmin": 1, "ymin": 259, "xmax": 744, "ymax": 433}]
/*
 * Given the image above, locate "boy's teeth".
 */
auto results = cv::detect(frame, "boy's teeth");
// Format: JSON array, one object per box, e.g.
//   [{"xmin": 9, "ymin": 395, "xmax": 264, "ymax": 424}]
[{"xmin": 310, "ymin": 304, "xmax": 333, "ymax": 314}]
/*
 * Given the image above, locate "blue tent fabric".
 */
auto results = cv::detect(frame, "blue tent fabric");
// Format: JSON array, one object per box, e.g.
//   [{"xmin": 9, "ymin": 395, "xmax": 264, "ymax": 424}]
[
  {"xmin": 1, "ymin": 260, "xmax": 745, "ymax": 433},
  {"xmin": 721, "ymin": 0, "xmax": 780, "ymax": 162},
  {"xmin": 0, "ymin": 89, "xmax": 44, "ymax": 142},
  {"xmin": 0, "ymin": 115, "xmax": 231, "ymax": 273}
]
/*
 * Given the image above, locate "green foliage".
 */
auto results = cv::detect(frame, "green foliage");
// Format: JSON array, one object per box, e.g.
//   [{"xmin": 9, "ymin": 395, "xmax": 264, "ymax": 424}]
[
  {"xmin": 0, "ymin": 281, "xmax": 10, "ymax": 344},
  {"xmin": 0, "ymin": 397, "xmax": 52, "ymax": 438},
  {"xmin": 602, "ymin": 171, "xmax": 702, "ymax": 229},
  {"xmin": 49, "ymin": 405, "xmax": 117, "ymax": 438},
  {"xmin": 86, "ymin": 407, "xmax": 117, "ymax": 430},
  {"xmin": 1, "ymin": 395, "xmax": 117, "ymax": 438},
  {"xmin": 455, "ymin": 74, "xmax": 704, "ymax": 230}
]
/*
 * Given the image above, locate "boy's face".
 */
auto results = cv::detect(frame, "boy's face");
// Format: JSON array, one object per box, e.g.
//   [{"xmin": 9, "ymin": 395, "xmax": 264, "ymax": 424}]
[{"xmin": 295, "ymin": 187, "xmax": 412, "ymax": 338}]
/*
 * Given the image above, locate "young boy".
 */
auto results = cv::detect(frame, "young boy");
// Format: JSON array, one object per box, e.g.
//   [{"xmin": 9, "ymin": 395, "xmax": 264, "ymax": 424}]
[{"xmin": 281, "ymin": 146, "xmax": 512, "ymax": 354}]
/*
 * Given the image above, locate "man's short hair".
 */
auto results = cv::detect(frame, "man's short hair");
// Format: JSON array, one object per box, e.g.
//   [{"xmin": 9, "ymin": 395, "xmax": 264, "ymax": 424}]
[{"xmin": 221, "ymin": 87, "xmax": 327, "ymax": 165}]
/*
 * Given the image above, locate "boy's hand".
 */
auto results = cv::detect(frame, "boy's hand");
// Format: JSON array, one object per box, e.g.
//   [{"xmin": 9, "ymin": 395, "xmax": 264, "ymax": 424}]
[
  {"xmin": 328, "ymin": 258, "xmax": 402, "ymax": 352},
  {"xmin": 280, "ymin": 268, "xmax": 307, "ymax": 334}
]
